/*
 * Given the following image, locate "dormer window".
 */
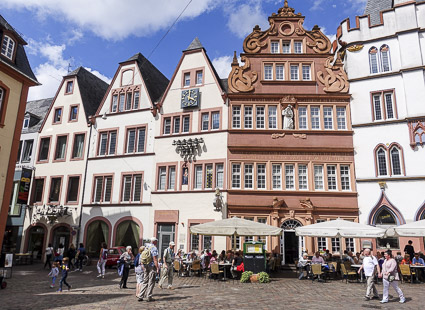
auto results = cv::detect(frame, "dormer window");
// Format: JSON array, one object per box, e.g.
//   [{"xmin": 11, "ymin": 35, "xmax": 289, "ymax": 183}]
[
  {"xmin": 23, "ymin": 115, "xmax": 30, "ymax": 129},
  {"xmin": 65, "ymin": 81, "xmax": 74, "ymax": 94},
  {"xmin": 184, "ymin": 72, "xmax": 190, "ymax": 87},
  {"xmin": 1, "ymin": 35, "xmax": 15, "ymax": 60},
  {"xmin": 53, "ymin": 107, "xmax": 62, "ymax": 124}
]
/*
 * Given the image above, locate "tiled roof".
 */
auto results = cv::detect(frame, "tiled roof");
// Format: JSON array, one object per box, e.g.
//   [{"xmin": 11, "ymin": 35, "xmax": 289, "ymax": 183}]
[
  {"xmin": 184, "ymin": 37, "xmax": 203, "ymax": 52},
  {"xmin": 23, "ymin": 98, "xmax": 53, "ymax": 133},
  {"xmin": 364, "ymin": 0, "xmax": 393, "ymax": 25}
]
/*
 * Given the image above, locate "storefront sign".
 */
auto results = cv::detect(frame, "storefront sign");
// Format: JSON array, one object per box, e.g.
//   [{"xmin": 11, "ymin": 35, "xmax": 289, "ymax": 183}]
[
  {"xmin": 17, "ymin": 168, "xmax": 32, "ymax": 205},
  {"xmin": 5, "ymin": 253, "xmax": 13, "ymax": 267}
]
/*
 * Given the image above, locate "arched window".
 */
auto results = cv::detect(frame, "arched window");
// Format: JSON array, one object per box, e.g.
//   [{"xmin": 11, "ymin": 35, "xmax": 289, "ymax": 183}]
[
  {"xmin": 373, "ymin": 206, "xmax": 399, "ymax": 249},
  {"xmin": 390, "ymin": 146, "xmax": 402, "ymax": 175},
  {"xmin": 1, "ymin": 35, "xmax": 15, "ymax": 60},
  {"xmin": 281, "ymin": 219, "xmax": 302, "ymax": 230},
  {"xmin": 369, "ymin": 47, "xmax": 379, "ymax": 74},
  {"xmin": 376, "ymin": 147, "xmax": 387, "ymax": 176},
  {"xmin": 114, "ymin": 220, "xmax": 140, "ymax": 254},
  {"xmin": 374, "ymin": 207, "xmax": 397, "ymax": 225},
  {"xmin": 86, "ymin": 220, "xmax": 109, "ymax": 256},
  {"xmin": 380, "ymin": 45, "xmax": 391, "ymax": 72}
]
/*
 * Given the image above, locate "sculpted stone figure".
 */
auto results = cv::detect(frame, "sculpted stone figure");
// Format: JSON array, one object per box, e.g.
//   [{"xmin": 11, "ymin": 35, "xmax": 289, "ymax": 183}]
[{"xmin": 282, "ymin": 104, "xmax": 294, "ymax": 129}]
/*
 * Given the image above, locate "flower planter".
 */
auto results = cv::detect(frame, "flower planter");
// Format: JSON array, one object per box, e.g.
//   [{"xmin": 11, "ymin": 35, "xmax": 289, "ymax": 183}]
[{"xmin": 250, "ymin": 274, "xmax": 259, "ymax": 283}]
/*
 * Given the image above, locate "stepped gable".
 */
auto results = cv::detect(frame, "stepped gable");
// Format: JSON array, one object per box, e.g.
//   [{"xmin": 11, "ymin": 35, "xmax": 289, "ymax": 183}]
[{"xmin": 67, "ymin": 67, "xmax": 109, "ymax": 119}]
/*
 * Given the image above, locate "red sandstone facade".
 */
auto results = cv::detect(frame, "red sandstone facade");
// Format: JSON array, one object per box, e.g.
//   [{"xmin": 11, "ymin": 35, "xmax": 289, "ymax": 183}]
[{"xmin": 226, "ymin": 1, "xmax": 359, "ymax": 263}]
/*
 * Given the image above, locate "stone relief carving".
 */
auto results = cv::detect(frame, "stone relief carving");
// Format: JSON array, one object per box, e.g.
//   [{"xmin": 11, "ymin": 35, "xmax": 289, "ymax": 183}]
[
  {"xmin": 243, "ymin": 21, "xmax": 277, "ymax": 53},
  {"xmin": 271, "ymin": 133, "xmax": 286, "ymax": 139},
  {"xmin": 306, "ymin": 25, "xmax": 331, "ymax": 54},
  {"xmin": 274, "ymin": 0, "xmax": 301, "ymax": 17},
  {"xmin": 293, "ymin": 133, "xmax": 307, "ymax": 139},
  {"xmin": 228, "ymin": 52, "xmax": 258, "ymax": 93},
  {"xmin": 347, "ymin": 44, "xmax": 364, "ymax": 52},
  {"xmin": 317, "ymin": 54, "xmax": 349, "ymax": 93},
  {"xmin": 300, "ymin": 198, "xmax": 314, "ymax": 209}
]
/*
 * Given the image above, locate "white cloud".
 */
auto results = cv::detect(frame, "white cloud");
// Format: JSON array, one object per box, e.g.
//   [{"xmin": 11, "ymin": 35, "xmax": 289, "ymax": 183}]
[
  {"xmin": 226, "ymin": 2, "xmax": 269, "ymax": 38},
  {"xmin": 212, "ymin": 55, "xmax": 242, "ymax": 79},
  {"xmin": 0, "ymin": 0, "xmax": 222, "ymax": 40},
  {"xmin": 84, "ymin": 68, "xmax": 112, "ymax": 84},
  {"xmin": 311, "ymin": 0, "xmax": 325, "ymax": 11},
  {"xmin": 319, "ymin": 26, "xmax": 336, "ymax": 44},
  {"xmin": 346, "ymin": 0, "xmax": 367, "ymax": 13},
  {"xmin": 66, "ymin": 29, "xmax": 84, "ymax": 46}
]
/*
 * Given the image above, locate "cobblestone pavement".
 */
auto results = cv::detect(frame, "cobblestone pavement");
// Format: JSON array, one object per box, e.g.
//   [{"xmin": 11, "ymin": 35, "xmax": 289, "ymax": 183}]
[{"xmin": 1, "ymin": 264, "xmax": 423, "ymax": 310}]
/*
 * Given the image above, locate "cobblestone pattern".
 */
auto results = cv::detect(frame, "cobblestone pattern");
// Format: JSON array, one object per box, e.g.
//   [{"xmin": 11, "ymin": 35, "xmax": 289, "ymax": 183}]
[{"xmin": 0, "ymin": 264, "xmax": 423, "ymax": 310}]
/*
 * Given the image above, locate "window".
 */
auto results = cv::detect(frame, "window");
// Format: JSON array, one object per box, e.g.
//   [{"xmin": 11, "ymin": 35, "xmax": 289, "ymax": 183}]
[
  {"xmin": 302, "ymin": 65, "xmax": 311, "ymax": 80},
  {"xmin": 67, "ymin": 176, "xmax": 80, "ymax": 203},
  {"xmin": 1, "ymin": 35, "xmax": 15, "ymax": 59},
  {"xmin": 126, "ymin": 127, "xmax": 146, "ymax": 153},
  {"xmin": 21, "ymin": 140, "xmax": 33, "ymax": 162},
  {"xmin": 327, "ymin": 165, "xmax": 337, "ymax": 190},
  {"xmin": 168, "ymin": 167, "xmax": 176, "ymax": 190},
  {"xmin": 314, "ymin": 165, "xmax": 324, "ymax": 190},
  {"xmin": 276, "ymin": 64, "xmax": 284, "ymax": 80},
  {"xmin": 376, "ymin": 148, "xmax": 387, "ymax": 176},
  {"xmin": 380, "ymin": 45, "xmax": 391, "ymax": 72},
  {"xmin": 98, "ymin": 130, "xmax": 117, "ymax": 156},
  {"xmin": 216, "ymin": 164, "xmax": 224, "ymax": 189},
  {"xmin": 256, "ymin": 106, "xmax": 265, "ymax": 129},
  {"xmin": 271, "ymin": 41, "xmax": 279, "ymax": 53},
  {"xmin": 54, "ymin": 136, "xmax": 67, "ymax": 160},
  {"xmin": 158, "ymin": 167, "xmax": 166, "ymax": 190},
  {"xmin": 125, "ymin": 92, "xmax": 132, "ymax": 110},
  {"xmin": 190, "ymin": 224, "xmax": 200, "ymax": 250},
  {"xmin": 264, "ymin": 65, "xmax": 273, "ymax": 80},
  {"xmin": 93, "ymin": 176, "xmax": 113, "ymax": 202},
  {"xmin": 340, "ymin": 165, "xmax": 350, "ymax": 190},
  {"xmin": 133, "ymin": 91, "xmax": 140, "ymax": 109},
  {"xmin": 122, "ymin": 174, "xmax": 143, "ymax": 202},
  {"xmin": 345, "ymin": 238, "xmax": 355, "ymax": 253},
  {"xmin": 290, "ymin": 65, "xmax": 299, "ymax": 80},
  {"xmin": 111, "ymin": 95, "xmax": 118, "ymax": 112},
  {"xmin": 205, "ymin": 165, "xmax": 213, "ymax": 188},
  {"xmin": 118, "ymin": 93, "xmax": 125, "ymax": 112},
  {"xmin": 272, "ymin": 164, "xmax": 281, "ymax": 190},
  {"xmin": 323, "ymin": 107, "xmax": 333, "ymax": 130},
  {"xmin": 298, "ymin": 164, "xmax": 308, "ymax": 190},
  {"xmin": 53, "ymin": 108, "xmax": 62, "ymax": 123},
  {"xmin": 369, "ymin": 47, "xmax": 379, "ymax": 74},
  {"xmin": 318, "ymin": 237, "xmax": 327, "ymax": 251},
  {"xmin": 298, "ymin": 107, "xmax": 307, "ymax": 129},
  {"xmin": 173, "ymin": 117, "xmax": 180, "ymax": 133},
  {"xmin": 69, "ymin": 106, "xmax": 78, "ymax": 121},
  {"xmin": 285, "ymin": 164, "xmax": 295, "ymax": 190},
  {"xmin": 373, "ymin": 95, "xmax": 382, "ymax": 120},
  {"xmin": 38, "ymin": 137, "xmax": 50, "ymax": 161},
  {"xmin": 294, "ymin": 41, "xmax": 302, "ymax": 54},
  {"xmin": 65, "ymin": 81, "xmax": 73, "ymax": 94},
  {"xmin": 244, "ymin": 107, "xmax": 253, "ymax": 129},
  {"xmin": 310, "ymin": 106, "xmax": 320, "ymax": 129},
  {"xmin": 195, "ymin": 165, "xmax": 202, "ymax": 189},
  {"xmin": 212, "ymin": 112, "xmax": 220, "ymax": 130},
  {"xmin": 384, "ymin": 93, "xmax": 394, "ymax": 119},
  {"xmin": 33, "ymin": 179, "xmax": 44, "ymax": 203},
  {"xmin": 72, "ymin": 134, "xmax": 85, "ymax": 159},
  {"xmin": 182, "ymin": 116, "xmax": 190, "ymax": 132},
  {"xmin": 390, "ymin": 147, "xmax": 402, "ymax": 175},
  {"xmin": 282, "ymin": 41, "xmax": 290, "ymax": 53},
  {"xmin": 372, "ymin": 91, "xmax": 396, "ymax": 121},
  {"xmin": 23, "ymin": 115, "xmax": 30, "ymax": 129},
  {"xmin": 49, "ymin": 177, "xmax": 61, "ymax": 202},
  {"xmin": 245, "ymin": 217, "xmax": 254, "ymax": 242},
  {"xmin": 331, "ymin": 238, "xmax": 340, "ymax": 253},
  {"xmin": 201, "ymin": 113, "xmax": 209, "ymax": 131},
  {"xmin": 257, "ymin": 164, "xmax": 266, "ymax": 189},
  {"xmin": 244, "ymin": 164, "xmax": 253, "ymax": 189},
  {"xmin": 184, "ymin": 72, "xmax": 190, "ymax": 86},
  {"xmin": 196, "ymin": 71, "xmax": 203, "ymax": 85},
  {"xmin": 257, "ymin": 218, "xmax": 268, "ymax": 244},
  {"xmin": 163, "ymin": 118, "xmax": 171, "ymax": 134},
  {"xmin": 268, "ymin": 106, "xmax": 277, "ymax": 129},
  {"xmin": 232, "ymin": 106, "xmax": 241, "ymax": 129},
  {"xmin": 232, "ymin": 164, "xmax": 241, "ymax": 188},
  {"xmin": 336, "ymin": 107, "xmax": 346, "ymax": 130}
]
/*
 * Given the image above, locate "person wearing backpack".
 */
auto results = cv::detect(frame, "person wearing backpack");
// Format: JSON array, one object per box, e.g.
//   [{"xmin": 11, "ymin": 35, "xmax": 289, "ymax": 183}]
[
  {"xmin": 138, "ymin": 237, "xmax": 159, "ymax": 302},
  {"xmin": 158, "ymin": 241, "xmax": 175, "ymax": 289},
  {"xmin": 134, "ymin": 246, "xmax": 145, "ymax": 298},
  {"xmin": 97, "ymin": 242, "xmax": 108, "ymax": 278},
  {"xmin": 119, "ymin": 246, "xmax": 134, "ymax": 289}
]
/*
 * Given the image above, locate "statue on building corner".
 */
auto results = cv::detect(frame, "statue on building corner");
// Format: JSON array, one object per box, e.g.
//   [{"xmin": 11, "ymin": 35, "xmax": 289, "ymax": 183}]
[{"xmin": 282, "ymin": 104, "xmax": 294, "ymax": 129}]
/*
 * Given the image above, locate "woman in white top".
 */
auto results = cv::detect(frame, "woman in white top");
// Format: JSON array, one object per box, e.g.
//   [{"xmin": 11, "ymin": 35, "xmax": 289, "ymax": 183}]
[
  {"xmin": 97, "ymin": 242, "xmax": 108, "ymax": 278},
  {"xmin": 44, "ymin": 243, "xmax": 54, "ymax": 269}
]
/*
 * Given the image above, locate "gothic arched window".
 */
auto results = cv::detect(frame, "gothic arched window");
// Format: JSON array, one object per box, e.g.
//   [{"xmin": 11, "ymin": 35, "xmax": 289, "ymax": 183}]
[
  {"xmin": 380, "ymin": 45, "xmax": 391, "ymax": 72},
  {"xmin": 376, "ymin": 147, "xmax": 387, "ymax": 176},
  {"xmin": 369, "ymin": 47, "xmax": 379, "ymax": 74},
  {"xmin": 390, "ymin": 146, "xmax": 402, "ymax": 175}
]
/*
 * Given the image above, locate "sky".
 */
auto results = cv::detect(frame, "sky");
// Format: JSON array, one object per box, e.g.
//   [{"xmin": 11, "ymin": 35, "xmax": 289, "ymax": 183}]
[{"xmin": 0, "ymin": 0, "xmax": 368, "ymax": 101}]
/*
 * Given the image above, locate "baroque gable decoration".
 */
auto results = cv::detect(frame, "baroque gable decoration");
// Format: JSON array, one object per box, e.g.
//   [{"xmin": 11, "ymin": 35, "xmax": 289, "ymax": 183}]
[
  {"xmin": 228, "ymin": 52, "xmax": 258, "ymax": 93},
  {"xmin": 317, "ymin": 53, "xmax": 349, "ymax": 93}
]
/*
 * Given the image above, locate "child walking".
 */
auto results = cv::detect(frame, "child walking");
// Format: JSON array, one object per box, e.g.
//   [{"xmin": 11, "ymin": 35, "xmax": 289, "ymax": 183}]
[
  {"xmin": 58, "ymin": 257, "xmax": 71, "ymax": 292},
  {"xmin": 48, "ymin": 262, "xmax": 59, "ymax": 288}
]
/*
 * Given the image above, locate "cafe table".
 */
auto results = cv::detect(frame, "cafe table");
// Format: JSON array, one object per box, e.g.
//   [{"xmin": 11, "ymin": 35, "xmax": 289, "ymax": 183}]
[
  {"xmin": 182, "ymin": 260, "xmax": 193, "ymax": 276},
  {"xmin": 409, "ymin": 265, "xmax": 425, "ymax": 283},
  {"xmin": 219, "ymin": 262, "xmax": 232, "ymax": 281}
]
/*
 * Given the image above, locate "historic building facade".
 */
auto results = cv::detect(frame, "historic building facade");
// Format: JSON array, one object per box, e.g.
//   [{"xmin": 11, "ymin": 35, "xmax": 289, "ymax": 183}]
[
  {"xmin": 0, "ymin": 15, "xmax": 38, "ymax": 252},
  {"xmin": 151, "ymin": 38, "xmax": 228, "ymax": 256},
  {"xmin": 338, "ymin": 0, "xmax": 425, "ymax": 252},
  {"xmin": 21, "ymin": 68, "xmax": 107, "ymax": 259},
  {"xmin": 227, "ymin": 1, "xmax": 358, "ymax": 263},
  {"xmin": 81, "ymin": 54, "xmax": 168, "ymax": 256}
]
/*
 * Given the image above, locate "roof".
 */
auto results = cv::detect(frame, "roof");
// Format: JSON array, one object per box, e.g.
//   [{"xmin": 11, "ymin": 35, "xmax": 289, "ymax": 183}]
[
  {"xmin": 122, "ymin": 53, "xmax": 169, "ymax": 104},
  {"xmin": 364, "ymin": 0, "xmax": 393, "ymax": 25},
  {"xmin": 184, "ymin": 37, "xmax": 204, "ymax": 52},
  {"xmin": 0, "ymin": 15, "xmax": 26, "ymax": 44},
  {"xmin": 66, "ymin": 67, "xmax": 109, "ymax": 119},
  {"xmin": 23, "ymin": 98, "xmax": 53, "ymax": 133}
]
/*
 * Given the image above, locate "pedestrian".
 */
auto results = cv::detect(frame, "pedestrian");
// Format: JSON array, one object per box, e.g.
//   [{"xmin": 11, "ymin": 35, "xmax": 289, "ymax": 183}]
[
  {"xmin": 379, "ymin": 251, "xmax": 405, "ymax": 304},
  {"xmin": 44, "ymin": 243, "xmax": 54, "ymax": 270},
  {"xmin": 358, "ymin": 248, "xmax": 380, "ymax": 300},
  {"xmin": 138, "ymin": 237, "xmax": 159, "ymax": 302},
  {"xmin": 119, "ymin": 246, "xmax": 133, "ymax": 289},
  {"xmin": 58, "ymin": 257, "xmax": 71, "ymax": 292},
  {"xmin": 297, "ymin": 253, "xmax": 310, "ymax": 280},
  {"xmin": 76, "ymin": 243, "xmax": 86, "ymax": 271},
  {"xmin": 97, "ymin": 242, "xmax": 108, "ymax": 278},
  {"xmin": 158, "ymin": 241, "xmax": 175, "ymax": 290},
  {"xmin": 67, "ymin": 243, "xmax": 76, "ymax": 270},
  {"xmin": 134, "ymin": 246, "xmax": 145, "ymax": 298},
  {"xmin": 404, "ymin": 240, "xmax": 415, "ymax": 259},
  {"xmin": 48, "ymin": 261, "xmax": 59, "ymax": 288},
  {"xmin": 56, "ymin": 243, "xmax": 64, "ymax": 264}
]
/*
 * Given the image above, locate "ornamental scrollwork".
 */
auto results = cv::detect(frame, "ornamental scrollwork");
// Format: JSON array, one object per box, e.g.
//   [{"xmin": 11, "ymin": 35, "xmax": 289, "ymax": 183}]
[
  {"xmin": 228, "ymin": 52, "xmax": 258, "ymax": 93},
  {"xmin": 243, "ymin": 21, "xmax": 277, "ymax": 53},
  {"xmin": 347, "ymin": 45, "xmax": 364, "ymax": 52},
  {"xmin": 305, "ymin": 25, "xmax": 331, "ymax": 54},
  {"xmin": 317, "ymin": 54, "xmax": 349, "ymax": 93}
]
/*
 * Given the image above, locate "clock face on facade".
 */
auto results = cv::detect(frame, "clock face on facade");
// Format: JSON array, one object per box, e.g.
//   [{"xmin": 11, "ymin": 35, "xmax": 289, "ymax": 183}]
[{"xmin": 181, "ymin": 88, "xmax": 200, "ymax": 108}]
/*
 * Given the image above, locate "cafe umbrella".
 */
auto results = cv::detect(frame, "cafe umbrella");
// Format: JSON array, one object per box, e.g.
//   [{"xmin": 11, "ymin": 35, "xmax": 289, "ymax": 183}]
[{"xmin": 385, "ymin": 219, "xmax": 425, "ymax": 237}]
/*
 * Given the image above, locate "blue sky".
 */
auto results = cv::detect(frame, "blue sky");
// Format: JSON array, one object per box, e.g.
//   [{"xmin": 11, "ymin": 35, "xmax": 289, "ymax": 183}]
[{"xmin": 0, "ymin": 0, "xmax": 367, "ymax": 101}]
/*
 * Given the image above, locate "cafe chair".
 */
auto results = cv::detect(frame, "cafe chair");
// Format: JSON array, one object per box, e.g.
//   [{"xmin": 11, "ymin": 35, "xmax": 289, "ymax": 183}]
[
  {"xmin": 173, "ymin": 260, "xmax": 181, "ymax": 277},
  {"xmin": 191, "ymin": 260, "xmax": 202, "ymax": 277},
  {"xmin": 328, "ymin": 262, "xmax": 338, "ymax": 280},
  {"xmin": 340, "ymin": 263, "xmax": 357, "ymax": 283},
  {"xmin": 311, "ymin": 264, "xmax": 325, "ymax": 283},
  {"xmin": 210, "ymin": 263, "xmax": 223, "ymax": 281},
  {"xmin": 399, "ymin": 264, "xmax": 415, "ymax": 283}
]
